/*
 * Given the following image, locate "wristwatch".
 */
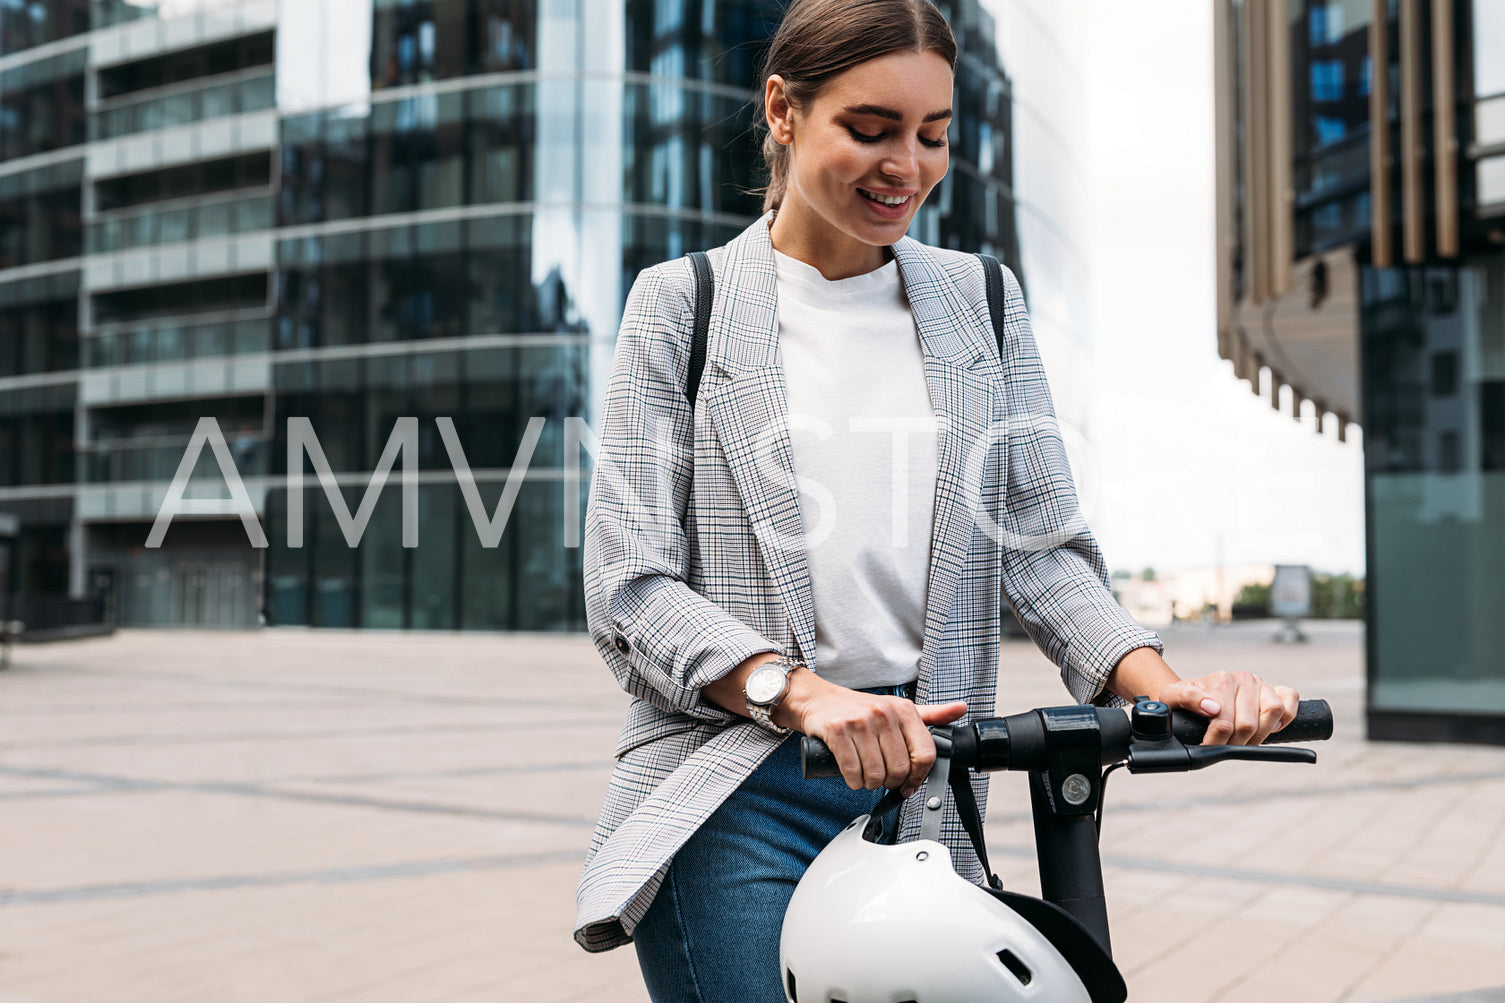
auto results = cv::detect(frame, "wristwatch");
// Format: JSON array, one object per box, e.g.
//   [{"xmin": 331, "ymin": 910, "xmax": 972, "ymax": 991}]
[{"xmin": 744, "ymin": 654, "xmax": 804, "ymax": 734}]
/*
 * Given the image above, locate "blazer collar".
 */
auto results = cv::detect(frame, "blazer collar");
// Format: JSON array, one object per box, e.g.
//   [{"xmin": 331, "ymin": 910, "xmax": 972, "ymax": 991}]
[{"xmin": 710, "ymin": 213, "xmax": 994, "ymax": 378}]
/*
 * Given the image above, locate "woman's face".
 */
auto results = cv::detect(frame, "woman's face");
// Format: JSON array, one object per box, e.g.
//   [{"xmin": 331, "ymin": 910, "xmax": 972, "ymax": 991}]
[{"xmin": 766, "ymin": 49, "xmax": 953, "ymax": 277}]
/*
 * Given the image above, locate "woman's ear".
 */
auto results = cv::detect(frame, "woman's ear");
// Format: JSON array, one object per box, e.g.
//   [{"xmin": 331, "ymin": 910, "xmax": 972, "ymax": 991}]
[{"xmin": 765, "ymin": 74, "xmax": 794, "ymax": 145}]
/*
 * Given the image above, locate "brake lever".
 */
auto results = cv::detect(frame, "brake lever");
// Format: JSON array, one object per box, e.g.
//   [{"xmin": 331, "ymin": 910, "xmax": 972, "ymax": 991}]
[
  {"xmin": 1127, "ymin": 742, "xmax": 1317, "ymax": 773},
  {"xmin": 1186, "ymin": 745, "xmax": 1316, "ymax": 769}
]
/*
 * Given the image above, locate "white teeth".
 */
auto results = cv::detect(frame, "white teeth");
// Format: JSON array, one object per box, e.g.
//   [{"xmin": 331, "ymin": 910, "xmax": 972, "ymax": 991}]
[{"xmin": 861, "ymin": 189, "xmax": 908, "ymax": 206}]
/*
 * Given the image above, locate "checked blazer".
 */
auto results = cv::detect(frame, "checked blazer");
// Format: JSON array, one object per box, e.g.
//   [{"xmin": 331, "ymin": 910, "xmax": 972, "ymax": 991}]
[{"xmin": 574, "ymin": 212, "xmax": 1161, "ymax": 952}]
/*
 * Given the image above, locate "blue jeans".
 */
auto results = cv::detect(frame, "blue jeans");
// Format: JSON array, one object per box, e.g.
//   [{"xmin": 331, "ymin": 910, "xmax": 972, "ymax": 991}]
[{"xmin": 632, "ymin": 688, "xmax": 907, "ymax": 1003}]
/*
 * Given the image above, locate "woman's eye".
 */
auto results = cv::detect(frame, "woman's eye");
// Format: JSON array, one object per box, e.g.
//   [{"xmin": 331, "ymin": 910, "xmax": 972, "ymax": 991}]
[{"xmin": 847, "ymin": 126, "xmax": 947, "ymax": 149}]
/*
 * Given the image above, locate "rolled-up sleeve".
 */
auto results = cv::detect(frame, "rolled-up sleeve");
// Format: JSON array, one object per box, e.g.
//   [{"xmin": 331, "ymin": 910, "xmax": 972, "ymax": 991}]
[
  {"xmin": 583, "ymin": 260, "xmax": 778, "ymax": 721},
  {"xmin": 992, "ymin": 266, "xmax": 1162, "ymax": 705}
]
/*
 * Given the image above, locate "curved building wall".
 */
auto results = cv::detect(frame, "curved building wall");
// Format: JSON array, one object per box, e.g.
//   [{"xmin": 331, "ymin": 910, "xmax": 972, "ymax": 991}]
[{"xmin": 0, "ymin": 0, "xmax": 1100, "ymax": 630}]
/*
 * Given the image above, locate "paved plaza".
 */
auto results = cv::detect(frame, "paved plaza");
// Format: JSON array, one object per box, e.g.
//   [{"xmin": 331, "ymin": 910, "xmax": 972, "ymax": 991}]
[{"xmin": 0, "ymin": 622, "xmax": 1502, "ymax": 1002}]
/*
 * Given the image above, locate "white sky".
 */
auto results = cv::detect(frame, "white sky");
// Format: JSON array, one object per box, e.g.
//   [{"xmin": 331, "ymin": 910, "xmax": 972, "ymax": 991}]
[{"xmin": 1082, "ymin": 0, "xmax": 1367, "ymax": 577}]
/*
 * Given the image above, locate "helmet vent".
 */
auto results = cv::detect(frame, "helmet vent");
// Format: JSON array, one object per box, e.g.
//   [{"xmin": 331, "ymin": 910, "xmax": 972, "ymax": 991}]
[
  {"xmin": 997, "ymin": 949, "xmax": 1033, "ymax": 985},
  {"xmin": 785, "ymin": 970, "xmax": 797, "ymax": 1002}
]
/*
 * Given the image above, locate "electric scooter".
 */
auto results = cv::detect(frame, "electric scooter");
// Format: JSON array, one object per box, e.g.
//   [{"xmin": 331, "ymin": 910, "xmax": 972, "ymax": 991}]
[{"xmin": 793, "ymin": 698, "xmax": 1334, "ymax": 1003}]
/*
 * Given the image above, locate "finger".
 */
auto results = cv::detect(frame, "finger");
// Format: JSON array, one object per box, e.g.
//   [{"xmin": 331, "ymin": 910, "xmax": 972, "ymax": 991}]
[
  {"xmin": 898, "ymin": 705, "xmax": 937, "ymax": 794},
  {"xmin": 1188, "ymin": 675, "xmax": 1237, "ymax": 745},
  {"xmin": 916, "ymin": 701, "xmax": 968, "ymax": 726},
  {"xmin": 850, "ymin": 720, "xmax": 888, "ymax": 791},
  {"xmin": 1277, "ymin": 686, "xmax": 1300, "ymax": 730},
  {"xmin": 873, "ymin": 705, "xmax": 911, "ymax": 791},
  {"xmin": 1159, "ymin": 682, "xmax": 1222, "ymax": 719},
  {"xmin": 1252, "ymin": 681, "xmax": 1285, "ymax": 744},
  {"xmin": 1231, "ymin": 675, "xmax": 1260, "ymax": 745},
  {"xmin": 828, "ymin": 731, "xmax": 863, "ymax": 791}
]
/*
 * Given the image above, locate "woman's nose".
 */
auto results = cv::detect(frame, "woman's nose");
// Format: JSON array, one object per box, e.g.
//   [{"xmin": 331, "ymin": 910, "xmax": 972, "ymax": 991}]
[{"xmin": 882, "ymin": 139, "xmax": 918, "ymax": 183}]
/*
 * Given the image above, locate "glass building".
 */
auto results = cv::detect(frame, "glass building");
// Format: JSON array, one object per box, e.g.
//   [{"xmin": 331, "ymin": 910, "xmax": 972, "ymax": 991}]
[
  {"xmin": 1215, "ymin": 0, "xmax": 1505, "ymax": 743},
  {"xmin": 0, "ymin": 0, "xmax": 1098, "ymax": 632}
]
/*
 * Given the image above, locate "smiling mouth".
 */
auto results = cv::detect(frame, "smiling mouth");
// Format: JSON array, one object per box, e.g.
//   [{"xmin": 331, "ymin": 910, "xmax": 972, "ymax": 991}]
[{"xmin": 859, "ymin": 188, "xmax": 911, "ymax": 207}]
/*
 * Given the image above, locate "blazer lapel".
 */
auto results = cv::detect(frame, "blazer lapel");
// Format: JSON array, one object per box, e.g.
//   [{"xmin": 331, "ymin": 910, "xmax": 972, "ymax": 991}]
[
  {"xmin": 891, "ymin": 238, "xmax": 1000, "ymax": 695},
  {"xmin": 699, "ymin": 215, "xmax": 819, "ymax": 663}
]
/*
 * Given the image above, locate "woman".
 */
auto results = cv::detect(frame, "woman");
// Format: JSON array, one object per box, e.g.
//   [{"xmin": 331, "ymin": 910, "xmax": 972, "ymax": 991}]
[{"xmin": 575, "ymin": 1, "xmax": 1300, "ymax": 999}]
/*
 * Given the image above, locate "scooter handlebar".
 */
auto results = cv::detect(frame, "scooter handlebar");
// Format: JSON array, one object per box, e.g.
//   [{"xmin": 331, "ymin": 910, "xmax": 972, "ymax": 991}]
[{"xmin": 799, "ymin": 699, "xmax": 1333, "ymax": 780}]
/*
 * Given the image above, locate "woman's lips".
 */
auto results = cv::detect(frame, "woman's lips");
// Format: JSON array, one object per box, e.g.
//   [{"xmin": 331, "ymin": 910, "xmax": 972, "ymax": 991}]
[{"xmin": 858, "ymin": 188, "xmax": 913, "ymax": 219}]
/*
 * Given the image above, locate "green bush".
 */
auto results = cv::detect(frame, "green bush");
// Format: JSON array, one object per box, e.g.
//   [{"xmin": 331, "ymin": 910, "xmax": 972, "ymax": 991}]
[
  {"xmin": 1310, "ymin": 573, "xmax": 1365, "ymax": 619},
  {"xmin": 1231, "ymin": 575, "xmax": 1365, "ymax": 619}
]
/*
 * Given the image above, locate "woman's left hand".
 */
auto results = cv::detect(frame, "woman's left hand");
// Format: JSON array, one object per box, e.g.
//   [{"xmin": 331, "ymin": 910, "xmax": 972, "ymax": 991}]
[{"xmin": 1157, "ymin": 671, "xmax": 1301, "ymax": 746}]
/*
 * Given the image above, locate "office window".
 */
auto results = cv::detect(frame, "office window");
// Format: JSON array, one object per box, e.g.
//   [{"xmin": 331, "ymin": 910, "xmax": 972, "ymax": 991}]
[
  {"xmin": 0, "ymin": 60, "xmax": 85, "ymax": 160},
  {"xmin": 1311, "ymin": 61, "xmax": 1344, "ymax": 102},
  {"xmin": 1438, "ymin": 430, "xmax": 1461, "ymax": 473},
  {"xmin": 1313, "ymin": 115, "xmax": 1347, "ymax": 146},
  {"xmin": 1432, "ymin": 352, "xmax": 1458, "ymax": 397},
  {"xmin": 0, "ymin": 0, "xmax": 88, "ymax": 55}
]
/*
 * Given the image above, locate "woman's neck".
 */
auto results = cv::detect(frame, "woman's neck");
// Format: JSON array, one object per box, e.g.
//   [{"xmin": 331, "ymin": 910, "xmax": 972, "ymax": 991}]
[{"xmin": 767, "ymin": 203, "xmax": 891, "ymax": 280}]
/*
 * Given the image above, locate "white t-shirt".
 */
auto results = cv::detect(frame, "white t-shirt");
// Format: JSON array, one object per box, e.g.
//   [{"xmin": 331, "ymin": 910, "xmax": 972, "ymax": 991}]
[{"xmin": 773, "ymin": 248, "xmax": 939, "ymax": 689}]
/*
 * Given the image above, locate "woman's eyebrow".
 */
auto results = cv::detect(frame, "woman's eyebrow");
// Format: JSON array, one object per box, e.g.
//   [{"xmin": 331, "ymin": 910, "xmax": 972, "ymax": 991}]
[{"xmin": 842, "ymin": 103, "xmax": 953, "ymax": 123}]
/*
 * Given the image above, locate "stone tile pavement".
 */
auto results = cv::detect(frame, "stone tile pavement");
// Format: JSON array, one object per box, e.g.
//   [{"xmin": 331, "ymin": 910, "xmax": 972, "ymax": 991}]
[{"xmin": 0, "ymin": 622, "xmax": 1501, "ymax": 1002}]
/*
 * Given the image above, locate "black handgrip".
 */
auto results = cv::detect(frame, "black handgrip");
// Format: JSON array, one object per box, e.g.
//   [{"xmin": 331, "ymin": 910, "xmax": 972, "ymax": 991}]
[
  {"xmin": 800, "ymin": 726, "xmax": 970, "ymax": 780},
  {"xmin": 1172, "ymin": 698, "xmax": 1333, "ymax": 746},
  {"xmin": 800, "ymin": 735, "xmax": 843, "ymax": 779}
]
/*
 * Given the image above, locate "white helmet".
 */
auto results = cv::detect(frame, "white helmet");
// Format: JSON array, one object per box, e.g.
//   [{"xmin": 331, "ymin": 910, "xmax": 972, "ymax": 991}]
[{"xmin": 780, "ymin": 815, "xmax": 1093, "ymax": 1003}]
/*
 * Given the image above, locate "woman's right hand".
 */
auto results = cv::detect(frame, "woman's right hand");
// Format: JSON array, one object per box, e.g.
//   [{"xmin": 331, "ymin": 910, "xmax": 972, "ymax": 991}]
[{"xmin": 774, "ymin": 670, "xmax": 967, "ymax": 797}]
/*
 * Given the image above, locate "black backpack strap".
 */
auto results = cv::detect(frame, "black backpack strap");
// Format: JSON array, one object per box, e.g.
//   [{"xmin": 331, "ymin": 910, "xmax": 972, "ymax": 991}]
[
  {"xmin": 976, "ymin": 252, "xmax": 1007, "ymax": 360},
  {"xmin": 685, "ymin": 251, "xmax": 712, "ymax": 407}
]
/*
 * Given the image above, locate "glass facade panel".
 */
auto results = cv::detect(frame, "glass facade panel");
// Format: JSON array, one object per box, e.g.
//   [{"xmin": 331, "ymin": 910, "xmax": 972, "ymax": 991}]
[
  {"xmin": 278, "ymin": 215, "xmax": 605, "ymax": 347},
  {"xmin": 1477, "ymin": 1, "xmax": 1505, "ymax": 99},
  {"xmin": 1364, "ymin": 258, "xmax": 1505, "ymax": 717},
  {"xmin": 359, "ymin": 488, "xmax": 406, "ymax": 628},
  {"xmin": 92, "ymin": 69, "xmax": 277, "ymax": 141},
  {"xmin": 1290, "ymin": 0, "xmax": 1378, "ymax": 256},
  {"xmin": 0, "ymin": 161, "xmax": 84, "ymax": 268},
  {"xmin": 0, "ymin": 51, "xmax": 86, "ymax": 160},
  {"xmin": 370, "ymin": 0, "xmax": 534, "ymax": 87},
  {"xmin": 0, "ymin": 0, "xmax": 88, "ymax": 54},
  {"xmin": 92, "ymin": 273, "xmax": 268, "ymax": 325},
  {"xmin": 82, "ymin": 396, "xmax": 264, "ymax": 482},
  {"xmin": 411, "ymin": 482, "xmax": 457, "ymax": 629},
  {"xmin": 281, "ymin": 80, "xmax": 767, "ymax": 225},
  {"xmin": 1479, "ymin": 155, "xmax": 1505, "ymax": 209},
  {"xmin": 85, "ymin": 314, "xmax": 269, "ymax": 367},
  {"xmin": 89, "ymin": 192, "xmax": 279, "ymax": 251},
  {"xmin": 0, "ymin": 275, "xmax": 79, "ymax": 376},
  {"xmin": 624, "ymin": 0, "xmax": 781, "ymax": 90},
  {"xmin": 265, "ymin": 472, "xmax": 583, "ymax": 630},
  {"xmin": 0, "ymin": 382, "xmax": 75, "ymax": 487},
  {"xmin": 270, "ymin": 346, "xmax": 585, "ymax": 475},
  {"xmin": 96, "ymin": 31, "xmax": 272, "ymax": 98}
]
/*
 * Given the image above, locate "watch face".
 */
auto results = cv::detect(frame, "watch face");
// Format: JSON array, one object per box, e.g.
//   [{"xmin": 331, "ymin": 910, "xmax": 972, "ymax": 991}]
[{"xmin": 746, "ymin": 665, "xmax": 785, "ymax": 704}]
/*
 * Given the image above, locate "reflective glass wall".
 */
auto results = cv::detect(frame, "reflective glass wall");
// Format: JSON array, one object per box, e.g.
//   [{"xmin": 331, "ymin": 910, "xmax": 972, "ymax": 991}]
[
  {"xmin": 0, "ymin": 0, "xmax": 1084, "ymax": 630},
  {"xmin": 1290, "ymin": 0, "xmax": 1379, "ymax": 257},
  {"xmin": 1363, "ymin": 257, "xmax": 1505, "ymax": 734}
]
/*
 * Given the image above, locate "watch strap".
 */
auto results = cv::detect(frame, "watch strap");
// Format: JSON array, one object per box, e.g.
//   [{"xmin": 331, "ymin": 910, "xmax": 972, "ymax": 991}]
[{"xmin": 749, "ymin": 700, "xmax": 790, "ymax": 735}]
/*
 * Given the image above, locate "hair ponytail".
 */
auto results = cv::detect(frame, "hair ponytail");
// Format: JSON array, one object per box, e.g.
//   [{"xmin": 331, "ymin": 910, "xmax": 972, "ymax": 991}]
[{"xmin": 757, "ymin": 0, "xmax": 957, "ymax": 213}]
